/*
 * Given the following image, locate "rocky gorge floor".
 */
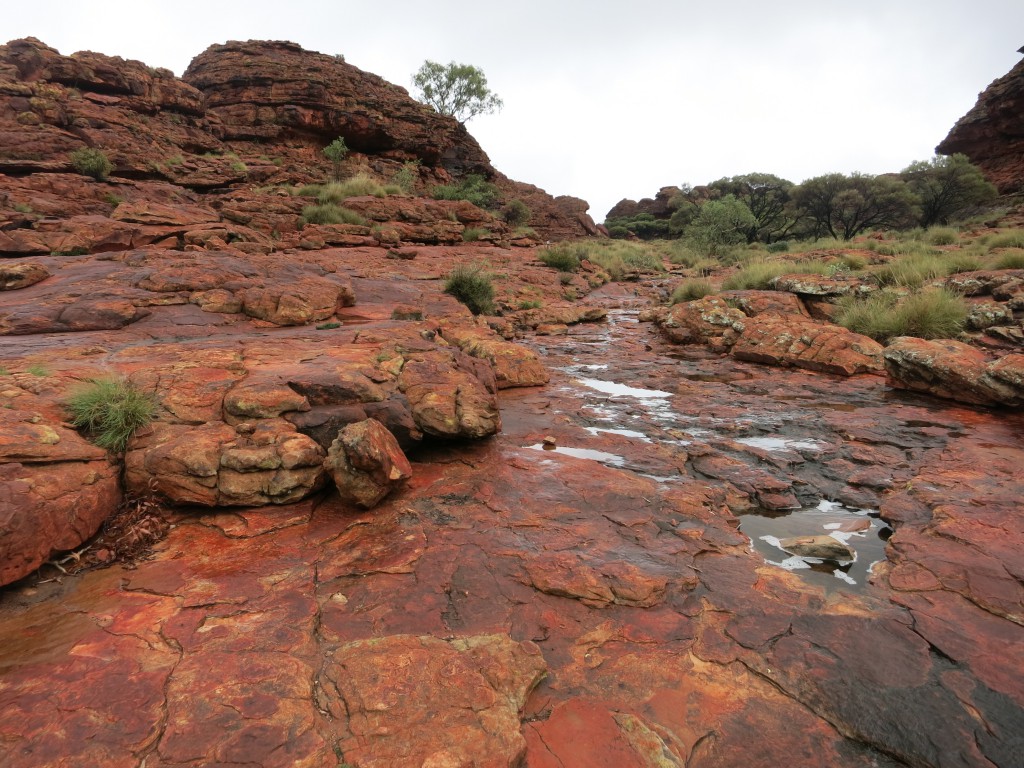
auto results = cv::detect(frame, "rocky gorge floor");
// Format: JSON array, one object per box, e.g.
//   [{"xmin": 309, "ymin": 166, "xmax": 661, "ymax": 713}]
[{"xmin": 1, "ymin": 266, "xmax": 1022, "ymax": 767}]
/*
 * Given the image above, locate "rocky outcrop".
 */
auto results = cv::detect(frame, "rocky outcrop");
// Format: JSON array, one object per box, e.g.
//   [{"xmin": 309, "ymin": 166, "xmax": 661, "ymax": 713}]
[
  {"xmin": 656, "ymin": 296, "xmax": 746, "ymax": 351},
  {"xmin": 938, "ymin": 55, "xmax": 1024, "ymax": 193},
  {"xmin": 605, "ymin": 185, "xmax": 681, "ymax": 221},
  {"xmin": 0, "ymin": 37, "xmax": 596, "ymax": 241},
  {"xmin": 884, "ymin": 337, "xmax": 1024, "ymax": 407}
]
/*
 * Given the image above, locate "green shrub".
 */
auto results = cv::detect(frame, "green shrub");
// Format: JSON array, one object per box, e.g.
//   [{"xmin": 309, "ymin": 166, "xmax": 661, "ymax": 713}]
[
  {"xmin": 945, "ymin": 253, "xmax": 983, "ymax": 273},
  {"xmin": 432, "ymin": 174, "xmax": 499, "ymax": 209},
  {"xmin": 518, "ymin": 300, "xmax": 542, "ymax": 310},
  {"xmin": 538, "ymin": 245, "xmax": 582, "ymax": 272},
  {"xmin": 323, "ymin": 137, "xmax": 349, "ymax": 182},
  {"xmin": 666, "ymin": 242, "xmax": 701, "ymax": 266},
  {"xmin": 514, "ymin": 226, "xmax": 538, "ymax": 239},
  {"xmin": 671, "ymin": 279, "xmax": 715, "ymax": 304},
  {"xmin": 316, "ymin": 321, "xmax": 342, "ymax": 330},
  {"xmin": 444, "ymin": 265, "xmax": 495, "ymax": 314},
  {"xmin": 587, "ymin": 241, "xmax": 664, "ymax": 277},
  {"xmin": 836, "ymin": 288, "xmax": 967, "ymax": 342},
  {"xmin": 70, "ymin": 147, "xmax": 112, "ymax": 181},
  {"xmin": 558, "ymin": 272, "xmax": 575, "ymax": 285},
  {"xmin": 994, "ymin": 248, "xmax": 1024, "ymax": 269},
  {"xmin": 502, "ymin": 199, "xmax": 531, "ymax": 227},
  {"xmin": 608, "ymin": 226, "xmax": 631, "ymax": 239},
  {"xmin": 65, "ymin": 377, "xmax": 158, "ymax": 452},
  {"xmin": 392, "ymin": 160, "xmax": 421, "ymax": 193},
  {"xmin": 766, "ymin": 241, "xmax": 790, "ymax": 253},
  {"xmin": 462, "ymin": 227, "xmax": 489, "ymax": 242},
  {"xmin": 301, "ymin": 204, "xmax": 366, "ymax": 226},
  {"xmin": 927, "ymin": 228, "xmax": 959, "ymax": 246}
]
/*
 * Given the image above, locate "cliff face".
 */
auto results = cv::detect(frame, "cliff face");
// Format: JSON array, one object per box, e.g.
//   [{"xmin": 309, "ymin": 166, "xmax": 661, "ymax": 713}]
[
  {"xmin": 938, "ymin": 55, "xmax": 1024, "ymax": 193},
  {"xmin": 0, "ymin": 37, "xmax": 595, "ymax": 237}
]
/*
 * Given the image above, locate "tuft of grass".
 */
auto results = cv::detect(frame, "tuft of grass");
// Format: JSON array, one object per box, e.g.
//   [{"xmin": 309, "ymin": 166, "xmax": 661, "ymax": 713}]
[
  {"xmin": 766, "ymin": 241, "xmax": 790, "ymax": 253},
  {"xmin": 444, "ymin": 265, "xmax": 495, "ymax": 315},
  {"xmin": 721, "ymin": 259, "xmax": 830, "ymax": 290},
  {"xmin": 70, "ymin": 147, "xmax": 112, "ymax": 180},
  {"xmin": 26, "ymin": 363, "xmax": 50, "ymax": 376},
  {"xmin": 671, "ymin": 279, "xmax": 715, "ymax": 304},
  {"xmin": 538, "ymin": 245, "xmax": 582, "ymax": 272},
  {"xmin": 314, "ymin": 174, "xmax": 390, "ymax": 202},
  {"xmin": 987, "ymin": 232, "xmax": 1024, "ymax": 251},
  {"xmin": 301, "ymin": 204, "xmax": 366, "ymax": 226},
  {"xmin": 316, "ymin": 321, "xmax": 342, "ymax": 330},
  {"xmin": 994, "ymin": 248, "xmax": 1024, "ymax": 269},
  {"xmin": 836, "ymin": 288, "xmax": 967, "ymax": 343},
  {"xmin": 872, "ymin": 253, "xmax": 948, "ymax": 289},
  {"xmin": 927, "ymin": 228, "xmax": 959, "ymax": 246},
  {"xmin": 461, "ymin": 227, "xmax": 489, "ymax": 242},
  {"xmin": 65, "ymin": 377, "xmax": 159, "ymax": 452},
  {"xmin": 558, "ymin": 272, "xmax": 575, "ymax": 285},
  {"xmin": 518, "ymin": 300, "xmax": 543, "ymax": 310}
]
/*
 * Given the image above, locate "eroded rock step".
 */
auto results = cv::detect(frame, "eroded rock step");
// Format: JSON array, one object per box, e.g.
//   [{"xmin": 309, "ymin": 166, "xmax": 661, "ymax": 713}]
[{"xmin": 1, "ymin": 294, "xmax": 1022, "ymax": 767}]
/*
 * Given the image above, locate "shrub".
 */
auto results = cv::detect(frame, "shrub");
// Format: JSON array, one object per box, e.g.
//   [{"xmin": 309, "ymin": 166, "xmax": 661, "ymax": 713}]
[
  {"xmin": 558, "ymin": 272, "xmax": 575, "ymax": 285},
  {"xmin": 538, "ymin": 245, "xmax": 582, "ymax": 272},
  {"xmin": 301, "ymin": 204, "xmax": 366, "ymax": 226},
  {"xmin": 70, "ymin": 147, "xmax": 112, "ymax": 181},
  {"xmin": 65, "ymin": 377, "xmax": 158, "ymax": 452},
  {"xmin": 836, "ymin": 288, "xmax": 967, "ymax": 342},
  {"xmin": 432, "ymin": 174, "xmax": 499, "ymax": 209},
  {"xmin": 323, "ymin": 137, "xmax": 349, "ymax": 182},
  {"xmin": 666, "ymin": 242, "xmax": 701, "ymax": 266},
  {"xmin": 927, "ymin": 228, "xmax": 959, "ymax": 246},
  {"xmin": 392, "ymin": 161, "xmax": 421, "ymax": 193},
  {"xmin": 608, "ymin": 226, "xmax": 631, "ymax": 239},
  {"xmin": 994, "ymin": 248, "xmax": 1024, "ymax": 269},
  {"xmin": 587, "ymin": 241, "xmax": 665, "ymax": 277},
  {"xmin": 444, "ymin": 265, "xmax": 495, "ymax": 314},
  {"xmin": 514, "ymin": 226, "xmax": 538, "ymax": 239},
  {"xmin": 502, "ymin": 199, "xmax": 531, "ymax": 227},
  {"xmin": 766, "ymin": 241, "xmax": 790, "ymax": 253},
  {"xmin": 671, "ymin": 279, "xmax": 715, "ymax": 304},
  {"xmin": 462, "ymin": 227, "xmax": 489, "ymax": 242}
]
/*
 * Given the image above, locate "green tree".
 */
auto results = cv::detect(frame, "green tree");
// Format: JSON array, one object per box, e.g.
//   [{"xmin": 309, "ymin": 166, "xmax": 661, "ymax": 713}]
[
  {"xmin": 684, "ymin": 195, "xmax": 758, "ymax": 255},
  {"xmin": 792, "ymin": 172, "xmax": 919, "ymax": 240},
  {"xmin": 708, "ymin": 173, "xmax": 797, "ymax": 243},
  {"xmin": 900, "ymin": 154, "xmax": 997, "ymax": 228},
  {"xmin": 323, "ymin": 137, "xmax": 349, "ymax": 182},
  {"xmin": 412, "ymin": 61, "xmax": 503, "ymax": 123}
]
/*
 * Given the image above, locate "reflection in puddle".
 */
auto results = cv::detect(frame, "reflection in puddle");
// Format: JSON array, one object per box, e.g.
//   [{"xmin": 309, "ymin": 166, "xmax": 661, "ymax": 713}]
[
  {"xmin": 526, "ymin": 443, "xmax": 626, "ymax": 467},
  {"xmin": 739, "ymin": 500, "xmax": 891, "ymax": 593},
  {"xmin": 735, "ymin": 436, "xmax": 828, "ymax": 452},
  {"xmin": 584, "ymin": 426, "xmax": 652, "ymax": 442},
  {"xmin": 575, "ymin": 377, "xmax": 671, "ymax": 399}
]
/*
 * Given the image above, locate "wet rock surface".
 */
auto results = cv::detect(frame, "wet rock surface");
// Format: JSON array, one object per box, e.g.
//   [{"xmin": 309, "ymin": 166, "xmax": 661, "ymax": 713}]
[{"xmin": 2, "ymin": 285, "xmax": 1022, "ymax": 767}]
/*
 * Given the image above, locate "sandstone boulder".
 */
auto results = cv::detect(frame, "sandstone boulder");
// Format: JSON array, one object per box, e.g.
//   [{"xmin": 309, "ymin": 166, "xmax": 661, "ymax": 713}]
[
  {"xmin": 657, "ymin": 296, "xmax": 746, "ymax": 351},
  {"xmin": 778, "ymin": 535, "xmax": 855, "ymax": 561},
  {"xmin": 325, "ymin": 418, "xmax": 412, "ymax": 508},
  {"xmin": 0, "ymin": 262, "xmax": 49, "ymax": 290},
  {"xmin": 441, "ymin": 324, "xmax": 550, "ymax": 389},
  {"xmin": 883, "ymin": 337, "xmax": 1024, "ymax": 407},
  {"xmin": 732, "ymin": 315, "xmax": 884, "ymax": 376},
  {"xmin": 398, "ymin": 349, "xmax": 501, "ymax": 439}
]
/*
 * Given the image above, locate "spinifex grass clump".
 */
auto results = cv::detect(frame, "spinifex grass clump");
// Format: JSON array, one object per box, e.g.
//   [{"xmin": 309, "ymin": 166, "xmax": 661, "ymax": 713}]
[
  {"xmin": 671, "ymin": 279, "xmax": 715, "ymax": 304},
  {"xmin": 444, "ymin": 264, "xmax": 495, "ymax": 315},
  {"xmin": 836, "ymin": 288, "xmax": 967, "ymax": 343},
  {"xmin": 301, "ymin": 204, "xmax": 366, "ymax": 226},
  {"xmin": 66, "ymin": 377, "xmax": 159, "ymax": 452}
]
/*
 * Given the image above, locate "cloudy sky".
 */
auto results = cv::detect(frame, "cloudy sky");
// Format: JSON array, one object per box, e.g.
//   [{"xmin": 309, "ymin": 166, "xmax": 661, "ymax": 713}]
[{"xmin": 6, "ymin": 1, "xmax": 1023, "ymax": 219}]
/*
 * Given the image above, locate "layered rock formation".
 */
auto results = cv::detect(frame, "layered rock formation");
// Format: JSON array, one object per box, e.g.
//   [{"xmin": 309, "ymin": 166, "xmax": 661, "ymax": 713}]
[
  {"xmin": 0, "ymin": 37, "xmax": 596, "ymax": 240},
  {"xmin": 938, "ymin": 54, "xmax": 1024, "ymax": 193}
]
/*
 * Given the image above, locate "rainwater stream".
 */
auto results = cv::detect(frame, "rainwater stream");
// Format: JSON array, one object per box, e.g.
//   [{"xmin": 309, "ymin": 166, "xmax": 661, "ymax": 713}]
[{"xmin": 523, "ymin": 305, "xmax": 896, "ymax": 593}]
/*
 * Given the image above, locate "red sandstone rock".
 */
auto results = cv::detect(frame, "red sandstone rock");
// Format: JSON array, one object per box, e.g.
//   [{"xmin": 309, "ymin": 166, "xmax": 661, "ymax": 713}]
[
  {"xmin": 732, "ymin": 315, "xmax": 884, "ymax": 376},
  {"xmin": 720, "ymin": 289, "xmax": 809, "ymax": 318},
  {"xmin": 441, "ymin": 322, "xmax": 550, "ymax": 389},
  {"xmin": 0, "ymin": 262, "xmax": 49, "ymax": 290},
  {"xmin": 656, "ymin": 296, "xmax": 746, "ymax": 351},
  {"xmin": 398, "ymin": 348, "xmax": 501, "ymax": 439},
  {"xmin": 325, "ymin": 418, "xmax": 412, "ymax": 508},
  {"xmin": 322, "ymin": 634, "xmax": 545, "ymax": 767},
  {"xmin": 938, "ymin": 56, "xmax": 1024, "ymax": 192},
  {"xmin": 883, "ymin": 337, "xmax": 1024, "ymax": 407},
  {"xmin": 0, "ymin": 390, "xmax": 120, "ymax": 585}
]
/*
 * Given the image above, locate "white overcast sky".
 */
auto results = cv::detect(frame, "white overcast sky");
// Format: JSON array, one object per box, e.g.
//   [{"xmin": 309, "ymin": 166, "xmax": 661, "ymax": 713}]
[{"xmin": 5, "ymin": 1, "xmax": 1023, "ymax": 219}]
